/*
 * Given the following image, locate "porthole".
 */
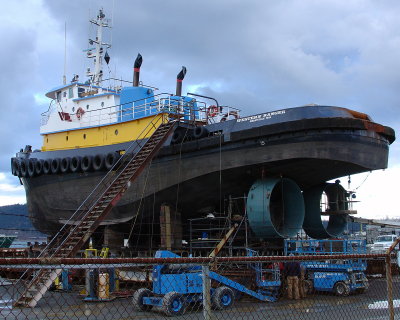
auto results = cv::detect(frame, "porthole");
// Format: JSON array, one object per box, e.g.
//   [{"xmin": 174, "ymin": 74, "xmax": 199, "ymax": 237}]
[
  {"xmin": 115, "ymin": 129, "xmax": 118, "ymax": 135},
  {"xmin": 86, "ymin": 104, "xmax": 89, "ymax": 110},
  {"xmin": 83, "ymin": 134, "xmax": 86, "ymax": 139}
]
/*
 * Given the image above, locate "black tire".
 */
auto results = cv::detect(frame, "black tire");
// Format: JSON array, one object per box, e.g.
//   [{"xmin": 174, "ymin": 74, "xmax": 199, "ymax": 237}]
[
  {"xmin": 93, "ymin": 154, "xmax": 105, "ymax": 171},
  {"xmin": 303, "ymin": 279, "xmax": 314, "ymax": 294},
  {"xmin": 105, "ymin": 152, "xmax": 119, "ymax": 170},
  {"xmin": 35, "ymin": 159, "xmax": 43, "ymax": 176},
  {"xmin": 20, "ymin": 159, "xmax": 29, "ymax": 178},
  {"xmin": 212, "ymin": 286, "xmax": 234, "ymax": 310},
  {"xmin": 27, "ymin": 158, "xmax": 36, "ymax": 177},
  {"xmin": 132, "ymin": 288, "xmax": 153, "ymax": 311},
  {"xmin": 11, "ymin": 158, "xmax": 19, "ymax": 176},
  {"xmin": 162, "ymin": 291, "xmax": 186, "ymax": 316},
  {"xmin": 70, "ymin": 156, "xmax": 82, "ymax": 173},
  {"xmin": 171, "ymin": 130, "xmax": 184, "ymax": 144},
  {"xmin": 51, "ymin": 158, "xmax": 61, "ymax": 174},
  {"xmin": 43, "ymin": 159, "xmax": 52, "ymax": 174},
  {"xmin": 193, "ymin": 126, "xmax": 209, "ymax": 139},
  {"xmin": 81, "ymin": 155, "xmax": 93, "ymax": 172},
  {"xmin": 333, "ymin": 281, "xmax": 350, "ymax": 296},
  {"xmin": 60, "ymin": 157, "xmax": 71, "ymax": 174}
]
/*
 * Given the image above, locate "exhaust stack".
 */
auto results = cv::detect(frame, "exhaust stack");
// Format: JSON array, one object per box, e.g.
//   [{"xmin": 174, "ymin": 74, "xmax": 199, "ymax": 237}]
[
  {"xmin": 133, "ymin": 53, "xmax": 143, "ymax": 87},
  {"xmin": 176, "ymin": 66, "xmax": 187, "ymax": 96}
]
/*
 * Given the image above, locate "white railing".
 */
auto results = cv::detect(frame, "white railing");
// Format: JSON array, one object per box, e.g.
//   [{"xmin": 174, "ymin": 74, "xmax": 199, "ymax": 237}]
[{"xmin": 41, "ymin": 93, "xmax": 241, "ymax": 130}]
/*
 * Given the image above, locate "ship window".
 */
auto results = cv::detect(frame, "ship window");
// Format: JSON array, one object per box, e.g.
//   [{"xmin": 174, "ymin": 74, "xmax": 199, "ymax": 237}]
[
  {"xmin": 101, "ymin": 102, "xmax": 104, "ymax": 107},
  {"xmin": 66, "ymin": 136, "xmax": 68, "ymax": 141},
  {"xmin": 86, "ymin": 104, "xmax": 89, "ymax": 110},
  {"xmin": 68, "ymin": 88, "xmax": 74, "ymax": 98},
  {"xmin": 83, "ymin": 134, "xmax": 86, "ymax": 139},
  {"xmin": 115, "ymin": 129, "xmax": 118, "ymax": 135},
  {"xmin": 56, "ymin": 91, "xmax": 61, "ymax": 102},
  {"xmin": 63, "ymin": 91, "xmax": 67, "ymax": 98},
  {"xmin": 78, "ymin": 87, "xmax": 85, "ymax": 98},
  {"xmin": 72, "ymin": 107, "xmax": 75, "ymax": 112}
]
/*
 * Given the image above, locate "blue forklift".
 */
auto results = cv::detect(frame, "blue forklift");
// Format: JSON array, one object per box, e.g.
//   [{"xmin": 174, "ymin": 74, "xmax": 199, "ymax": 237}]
[
  {"xmin": 133, "ymin": 250, "xmax": 281, "ymax": 316},
  {"xmin": 284, "ymin": 239, "xmax": 369, "ymax": 296}
]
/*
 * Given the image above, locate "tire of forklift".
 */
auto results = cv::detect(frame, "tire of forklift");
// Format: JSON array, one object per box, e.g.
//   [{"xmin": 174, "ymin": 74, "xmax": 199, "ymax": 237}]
[
  {"xmin": 304, "ymin": 280, "xmax": 314, "ymax": 295},
  {"xmin": 333, "ymin": 281, "xmax": 350, "ymax": 296},
  {"xmin": 162, "ymin": 291, "xmax": 186, "ymax": 316},
  {"xmin": 211, "ymin": 286, "xmax": 235, "ymax": 310},
  {"xmin": 132, "ymin": 288, "xmax": 153, "ymax": 311}
]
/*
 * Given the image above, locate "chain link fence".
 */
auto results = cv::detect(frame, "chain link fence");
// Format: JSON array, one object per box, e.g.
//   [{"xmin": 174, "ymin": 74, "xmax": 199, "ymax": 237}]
[{"xmin": 0, "ymin": 251, "xmax": 399, "ymax": 319}]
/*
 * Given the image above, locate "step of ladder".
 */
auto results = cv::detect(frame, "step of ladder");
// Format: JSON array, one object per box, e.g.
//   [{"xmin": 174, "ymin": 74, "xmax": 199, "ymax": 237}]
[{"xmin": 14, "ymin": 120, "xmax": 180, "ymax": 308}]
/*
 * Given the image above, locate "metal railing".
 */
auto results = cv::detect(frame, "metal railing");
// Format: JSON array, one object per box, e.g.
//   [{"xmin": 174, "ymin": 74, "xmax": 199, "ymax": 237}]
[{"xmin": 40, "ymin": 92, "xmax": 242, "ymax": 129}]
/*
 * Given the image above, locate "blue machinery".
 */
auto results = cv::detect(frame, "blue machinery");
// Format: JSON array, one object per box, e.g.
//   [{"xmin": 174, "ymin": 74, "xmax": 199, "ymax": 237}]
[
  {"xmin": 284, "ymin": 239, "xmax": 369, "ymax": 296},
  {"xmin": 133, "ymin": 250, "xmax": 281, "ymax": 316}
]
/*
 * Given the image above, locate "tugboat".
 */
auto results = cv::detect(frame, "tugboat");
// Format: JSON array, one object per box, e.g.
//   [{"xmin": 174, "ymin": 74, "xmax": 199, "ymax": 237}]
[{"xmin": 11, "ymin": 10, "xmax": 395, "ymax": 247}]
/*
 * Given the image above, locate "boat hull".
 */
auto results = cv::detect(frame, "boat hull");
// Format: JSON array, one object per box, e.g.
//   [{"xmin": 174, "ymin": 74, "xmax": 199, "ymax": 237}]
[{"xmin": 19, "ymin": 108, "xmax": 394, "ymax": 235}]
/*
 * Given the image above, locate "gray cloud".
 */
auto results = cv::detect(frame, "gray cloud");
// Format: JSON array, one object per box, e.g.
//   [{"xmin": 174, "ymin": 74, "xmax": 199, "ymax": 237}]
[{"xmin": 1, "ymin": 0, "xmax": 399, "ymax": 197}]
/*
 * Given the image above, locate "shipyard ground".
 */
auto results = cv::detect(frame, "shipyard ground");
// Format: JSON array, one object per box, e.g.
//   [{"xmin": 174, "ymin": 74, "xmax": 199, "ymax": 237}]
[{"xmin": 1, "ymin": 276, "xmax": 399, "ymax": 319}]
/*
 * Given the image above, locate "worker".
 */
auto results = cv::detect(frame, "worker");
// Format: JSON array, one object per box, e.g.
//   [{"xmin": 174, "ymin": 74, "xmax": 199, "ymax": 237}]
[{"xmin": 284, "ymin": 255, "xmax": 301, "ymax": 300}]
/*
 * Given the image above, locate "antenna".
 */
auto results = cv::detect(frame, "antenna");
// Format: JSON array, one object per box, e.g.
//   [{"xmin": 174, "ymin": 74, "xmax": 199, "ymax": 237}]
[{"xmin": 63, "ymin": 21, "xmax": 67, "ymax": 85}]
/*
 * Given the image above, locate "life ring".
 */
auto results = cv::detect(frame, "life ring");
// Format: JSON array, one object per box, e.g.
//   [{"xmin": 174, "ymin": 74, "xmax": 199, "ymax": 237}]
[
  {"xmin": 207, "ymin": 105, "xmax": 219, "ymax": 118},
  {"xmin": 220, "ymin": 111, "xmax": 239, "ymax": 122},
  {"xmin": 76, "ymin": 107, "xmax": 85, "ymax": 120}
]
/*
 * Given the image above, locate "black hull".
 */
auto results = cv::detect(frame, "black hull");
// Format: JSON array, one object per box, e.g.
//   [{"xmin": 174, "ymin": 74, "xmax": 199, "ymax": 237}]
[{"xmin": 17, "ymin": 106, "xmax": 395, "ymax": 235}]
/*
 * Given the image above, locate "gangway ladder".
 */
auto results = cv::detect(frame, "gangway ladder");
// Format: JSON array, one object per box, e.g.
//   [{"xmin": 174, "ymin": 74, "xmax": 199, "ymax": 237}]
[{"xmin": 14, "ymin": 117, "xmax": 179, "ymax": 308}]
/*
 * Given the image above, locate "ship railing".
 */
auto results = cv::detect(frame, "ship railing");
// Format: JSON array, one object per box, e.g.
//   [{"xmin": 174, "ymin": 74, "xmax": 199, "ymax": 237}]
[
  {"xmin": 40, "ymin": 93, "xmax": 242, "ymax": 129},
  {"xmin": 40, "ymin": 100, "xmax": 60, "ymax": 126}
]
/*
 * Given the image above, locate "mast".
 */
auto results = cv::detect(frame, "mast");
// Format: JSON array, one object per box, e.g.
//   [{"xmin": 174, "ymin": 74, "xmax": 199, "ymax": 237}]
[{"xmin": 86, "ymin": 9, "xmax": 111, "ymax": 86}]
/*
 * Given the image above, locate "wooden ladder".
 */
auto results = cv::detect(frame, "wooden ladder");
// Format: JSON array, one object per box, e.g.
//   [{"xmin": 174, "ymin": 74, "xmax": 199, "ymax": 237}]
[{"xmin": 14, "ymin": 118, "xmax": 178, "ymax": 308}]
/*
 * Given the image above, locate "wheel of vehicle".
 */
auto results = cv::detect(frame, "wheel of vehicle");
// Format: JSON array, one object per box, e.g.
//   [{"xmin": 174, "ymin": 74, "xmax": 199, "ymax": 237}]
[
  {"xmin": 162, "ymin": 291, "xmax": 186, "ymax": 316},
  {"xmin": 333, "ymin": 281, "xmax": 350, "ymax": 296},
  {"xmin": 132, "ymin": 288, "xmax": 153, "ymax": 311},
  {"xmin": 303, "ymin": 279, "xmax": 314, "ymax": 294},
  {"xmin": 211, "ymin": 286, "xmax": 234, "ymax": 310}
]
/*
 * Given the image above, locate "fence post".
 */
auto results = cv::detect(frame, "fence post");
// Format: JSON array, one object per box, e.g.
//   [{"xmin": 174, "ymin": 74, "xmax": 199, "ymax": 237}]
[
  {"xmin": 202, "ymin": 265, "xmax": 212, "ymax": 320},
  {"xmin": 385, "ymin": 255, "xmax": 394, "ymax": 320},
  {"xmin": 385, "ymin": 238, "xmax": 400, "ymax": 320}
]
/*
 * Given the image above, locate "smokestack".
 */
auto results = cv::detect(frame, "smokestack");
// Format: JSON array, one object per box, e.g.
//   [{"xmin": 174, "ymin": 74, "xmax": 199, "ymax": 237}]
[
  {"xmin": 176, "ymin": 66, "xmax": 187, "ymax": 96},
  {"xmin": 133, "ymin": 53, "xmax": 143, "ymax": 87}
]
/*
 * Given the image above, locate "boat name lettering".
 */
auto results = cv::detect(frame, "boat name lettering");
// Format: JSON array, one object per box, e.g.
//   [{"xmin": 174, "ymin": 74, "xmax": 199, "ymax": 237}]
[{"xmin": 237, "ymin": 110, "xmax": 286, "ymax": 123}]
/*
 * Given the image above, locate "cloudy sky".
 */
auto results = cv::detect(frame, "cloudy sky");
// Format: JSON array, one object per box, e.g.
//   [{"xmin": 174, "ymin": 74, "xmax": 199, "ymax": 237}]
[{"xmin": 1, "ymin": 0, "xmax": 399, "ymax": 219}]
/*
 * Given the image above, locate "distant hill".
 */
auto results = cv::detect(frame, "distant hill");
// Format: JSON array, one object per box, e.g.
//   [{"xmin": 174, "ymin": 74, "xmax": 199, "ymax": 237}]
[{"xmin": 0, "ymin": 204, "xmax": 47, "ymax": 238}]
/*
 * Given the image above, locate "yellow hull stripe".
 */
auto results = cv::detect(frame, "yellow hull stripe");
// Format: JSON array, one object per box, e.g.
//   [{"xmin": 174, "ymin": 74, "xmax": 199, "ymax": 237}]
[{"xmin": 42, "ymin": 113, "xmax": 168, "ymax": 151}]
